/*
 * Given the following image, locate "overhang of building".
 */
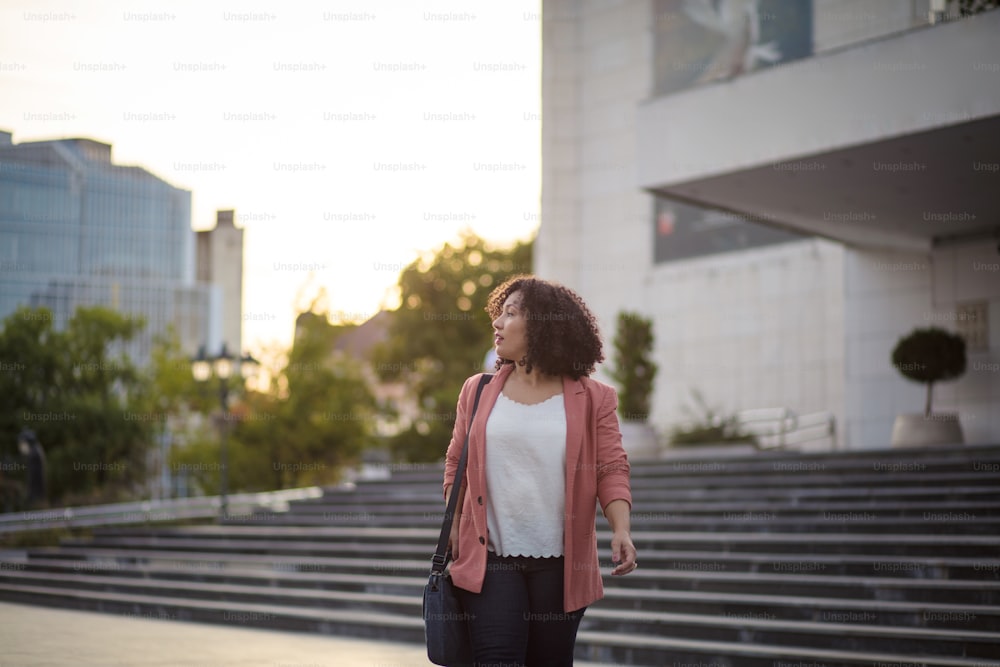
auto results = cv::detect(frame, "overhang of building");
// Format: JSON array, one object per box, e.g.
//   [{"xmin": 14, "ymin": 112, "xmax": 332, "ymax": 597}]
[{"xmin": 637, "ymin": 10, "xmax": 1000, "ymax": 253}]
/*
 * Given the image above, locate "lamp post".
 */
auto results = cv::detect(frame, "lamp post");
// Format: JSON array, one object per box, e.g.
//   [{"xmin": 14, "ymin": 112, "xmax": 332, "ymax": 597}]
[{"xmin": 192, "ymin": 343, "xmax": 259, "ymax": 519}]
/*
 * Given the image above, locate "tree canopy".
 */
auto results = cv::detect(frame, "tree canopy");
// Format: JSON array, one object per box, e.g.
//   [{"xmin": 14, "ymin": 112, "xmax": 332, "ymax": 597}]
[
  {"xmin": 241, "ymin": 311, "xmax": 376, "ymax": 489},
  {"xmin": 0, "ymin": 303, "xmax": 381, "ymax": 509},
  {"xmin": 374, "ymin": 231, "xmax": 533, "ymax": 461},
  {"xmin": 891, "ymin": 326, "xmax": 967, "ymax": 416},
  {"xmin": 0, "ymin": 306, "xmax": 152, "ymax": 508},
  {"xmin": 169, "ymin": 311, "xmax": 378, "ymax": 495}
]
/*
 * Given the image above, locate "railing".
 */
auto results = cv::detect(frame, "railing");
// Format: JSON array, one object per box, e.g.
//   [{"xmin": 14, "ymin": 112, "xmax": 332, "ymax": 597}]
[
  {"xmin": 735, "ymin": 407, "xmax": 838, "ymax": 451},
  {"xmin": 0, "ymin": 487, "xmax": 323, "ymax": 535}
]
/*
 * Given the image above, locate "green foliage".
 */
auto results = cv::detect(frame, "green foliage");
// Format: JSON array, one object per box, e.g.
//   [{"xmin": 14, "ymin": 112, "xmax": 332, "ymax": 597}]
[
  {"xmin": 891, "ymin": 327, "xmax": 967, "ymax": 384},
  {"xmin": 608, "ymin": 312, "xmax": 658, "ymax": 422},
  {"xmin": 668, "ymin": 389, "xmax": 756, "ymax": 447},
  {"xmin": 159, "ymin": 309, "xmax": 379, "ymax": 497},
  {"xmin": 225, "ymin": 310, "xmax": 377, "ymax": 491},
  {"xmin": 145, "ymin": 327, "xmax": 215, "ymax": 416},
  {"xmin": 891, "ymin": 326, "xmax": 967, "ymax": 416},
  {"xmin": 123, "ymin": 328, "xmax": 220, "ymax": 503},
  {"xmin": 374, "ymin": 231, "xmax": 533, "ymax": 461},
  {"xmin": 0, "ymin": 306, "xmax": 152, "ymax": 508},
  {"xmin": 0, "ymin": 302, "xmax": 381, "ymax": 507}
]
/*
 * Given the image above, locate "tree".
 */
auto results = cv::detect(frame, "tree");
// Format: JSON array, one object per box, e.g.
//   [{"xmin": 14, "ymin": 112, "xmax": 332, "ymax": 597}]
[
  {"xmin": 0, "ymin": 308, "xmax": 61, "ymax": 509},
  {"xmin": 207, "ymin": 310, "xmax": 379, "ymax": 492},
  {"xmin": 0, "ymin": 306, "xmax": 153, "ymax": 506},
  {"xmin": 145, "ymin": 327, "xmax": 216, "ymax": 417},
  {"xmin": 609, "ymin": 312, "xmax": 658, "ymax": 422},
  {"xmin": 373, "ymin": 231, "xmax": 533, "ymax": 461},
  {"xmin": 257, "ymin": 310, "xmax": 377, "ymax": 488},
  {"xmin": 139, "ymin": 328, "xmax": 218, "ymax": 500},
  {"xmin": 891, "ymin": 327, "xmax": 967, "ymax": 416},
  {"xmin": 59, "ymin": 307, "xmax": 151, "ymax": 499}
]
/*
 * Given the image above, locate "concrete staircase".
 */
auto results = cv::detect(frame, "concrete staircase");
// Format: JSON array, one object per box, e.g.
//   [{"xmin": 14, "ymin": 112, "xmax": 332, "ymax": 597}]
[{"xmin": 1, "ymin": 443, "xmax": 999, "ymax": 666}]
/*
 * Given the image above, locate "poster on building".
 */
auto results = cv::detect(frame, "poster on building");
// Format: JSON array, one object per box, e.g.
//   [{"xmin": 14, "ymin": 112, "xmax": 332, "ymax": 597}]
[{"xmin": 653, "ymin": 0, "xmax": 814, "ymax": 97}]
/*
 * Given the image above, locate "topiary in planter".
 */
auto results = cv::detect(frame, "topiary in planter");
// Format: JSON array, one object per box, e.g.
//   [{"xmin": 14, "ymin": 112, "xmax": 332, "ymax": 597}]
[
  {"xmin": 891, "ymin": 327, "xmax": 967, "ymax": 417},
  {"xmin": 609, "ymin": 312, "xmax": 658, "ymax": 422}
]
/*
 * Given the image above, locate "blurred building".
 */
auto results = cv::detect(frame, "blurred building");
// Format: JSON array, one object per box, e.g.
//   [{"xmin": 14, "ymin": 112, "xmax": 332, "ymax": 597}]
[
  {"xmin": 0, "ymin": 130, "xmax": 240, "ymax": 364},
  {"xmin": 196, "ymin": 210, "xmax": 244, "ymax": 356},
  {"xmin": 538, "ymin": 1, "xmax": 1000, "ymax": 448}
]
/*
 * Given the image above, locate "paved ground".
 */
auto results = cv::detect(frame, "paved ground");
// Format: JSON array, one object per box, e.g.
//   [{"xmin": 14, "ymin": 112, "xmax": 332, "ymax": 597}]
[{"xmin": 0, "ymin": 602, "xmax": 609, "ymax": 666}]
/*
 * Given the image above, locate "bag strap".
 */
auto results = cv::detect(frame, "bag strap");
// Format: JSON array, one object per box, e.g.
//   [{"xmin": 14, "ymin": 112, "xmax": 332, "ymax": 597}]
[{"xmin": 431, "ymin": 373, "xmax": 493, "ymax": 575}]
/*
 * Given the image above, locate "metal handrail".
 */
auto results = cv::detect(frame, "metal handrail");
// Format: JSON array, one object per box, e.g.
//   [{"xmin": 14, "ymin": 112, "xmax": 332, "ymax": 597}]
[
  {"xmin": 0, "ymin": 486, "xmax": 323, "ymax": 535},
  {"xmin": 736, "ymin": 407, "xmax": 837, "ymax": 450}
]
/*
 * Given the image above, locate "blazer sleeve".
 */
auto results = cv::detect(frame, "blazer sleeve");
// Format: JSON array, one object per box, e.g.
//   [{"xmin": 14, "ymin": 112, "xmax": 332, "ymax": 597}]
[
  {"xmin": 594, "ymin": 384, "xmax": 633, "ymax": 513},
  {"xmin": 443, "ymin": 373, "xmax": 481, "ymax": 498}
]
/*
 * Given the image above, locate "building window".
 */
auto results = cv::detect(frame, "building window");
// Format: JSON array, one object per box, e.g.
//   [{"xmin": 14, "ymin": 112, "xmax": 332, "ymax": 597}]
[
  {"xmin": 956, "ymin": 301, "xmax": 989, "ymax": 351},
  {"xmin": 653, "ymin": 195, "xmax": 805, "ymax": 263}
]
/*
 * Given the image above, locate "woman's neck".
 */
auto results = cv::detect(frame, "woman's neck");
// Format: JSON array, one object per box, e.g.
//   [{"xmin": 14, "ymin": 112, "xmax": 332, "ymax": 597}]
[{"xmin": 510, "ymin": 364, "xmax": 559, "ymax": 388}]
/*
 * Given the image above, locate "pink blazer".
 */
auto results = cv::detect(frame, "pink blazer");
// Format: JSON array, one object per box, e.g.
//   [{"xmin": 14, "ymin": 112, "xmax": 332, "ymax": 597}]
[{"xmin": 443, "ymin": 363, "xmax": 632, "ymax": 612}]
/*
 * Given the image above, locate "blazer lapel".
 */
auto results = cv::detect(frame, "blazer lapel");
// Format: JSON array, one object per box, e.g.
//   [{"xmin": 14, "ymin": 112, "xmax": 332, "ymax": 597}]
[
  {"xmin": 563, "ymin": 376, "xmax": 586, "ymax": 497},
  {"xmin": 468, "ymin": 366, "xmax": 509, "ymax": 480}
]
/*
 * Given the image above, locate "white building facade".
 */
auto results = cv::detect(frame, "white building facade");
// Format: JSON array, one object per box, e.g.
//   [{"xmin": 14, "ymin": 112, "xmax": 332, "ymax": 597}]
[{"xmin": 538, "ymin": 1, "xmax": 1000, "ymax": 449}]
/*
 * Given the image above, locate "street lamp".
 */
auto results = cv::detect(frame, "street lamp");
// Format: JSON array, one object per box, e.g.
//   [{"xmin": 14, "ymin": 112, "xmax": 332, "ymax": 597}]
[{"xmin": 191, "ymin": 343, "xmax": 259, "ymax": 519}]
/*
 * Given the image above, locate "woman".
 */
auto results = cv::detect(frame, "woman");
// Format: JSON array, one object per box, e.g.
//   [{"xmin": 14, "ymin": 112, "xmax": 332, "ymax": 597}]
[{"xmin": 443, "ymin": 275, "xmax": 637, "ymax": 667}]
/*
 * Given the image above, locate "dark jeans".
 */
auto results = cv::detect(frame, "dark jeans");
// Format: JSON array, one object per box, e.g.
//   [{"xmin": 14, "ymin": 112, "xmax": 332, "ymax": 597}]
[{"xmin": 455, "ymin": 551, "xmax": 586, "ymax": 667}]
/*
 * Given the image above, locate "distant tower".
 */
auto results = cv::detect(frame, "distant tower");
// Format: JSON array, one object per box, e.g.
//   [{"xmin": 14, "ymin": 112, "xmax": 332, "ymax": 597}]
[{"xmin": 196, "ymin": 210, "xmax": 244, "ymax": 354}]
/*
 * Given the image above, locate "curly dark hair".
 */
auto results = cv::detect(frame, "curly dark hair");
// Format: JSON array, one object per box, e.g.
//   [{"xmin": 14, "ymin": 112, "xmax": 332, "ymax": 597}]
[{"xmin": 485, "ymin": 275, "xmax": 604, "ymax": 379}]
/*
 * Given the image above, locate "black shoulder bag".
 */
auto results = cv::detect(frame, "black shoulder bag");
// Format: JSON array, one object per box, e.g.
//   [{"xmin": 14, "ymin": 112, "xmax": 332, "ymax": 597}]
[{"xmin": 423, "ymin": 373, "xmax": 492, "ymax": 666}]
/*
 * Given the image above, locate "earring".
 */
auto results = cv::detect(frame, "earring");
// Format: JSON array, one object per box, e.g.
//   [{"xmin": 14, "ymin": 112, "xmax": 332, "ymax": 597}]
[{"xmin": 517, "ymin": 356, "xmax": 527, "ymax": 367}]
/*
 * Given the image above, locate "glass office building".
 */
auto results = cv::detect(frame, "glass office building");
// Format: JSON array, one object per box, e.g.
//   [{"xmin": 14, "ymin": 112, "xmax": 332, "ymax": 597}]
[{"xmin": 0, "ymin": 130, "xmax": 216, "ymax": 365}]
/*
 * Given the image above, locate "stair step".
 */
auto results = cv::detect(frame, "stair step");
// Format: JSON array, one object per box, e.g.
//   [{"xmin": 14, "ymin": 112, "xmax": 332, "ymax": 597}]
[
  {"xmin": 71, "ymin": 528, "xmax": 1000, "ymax": 558},
  {"xmin": 25, "ymin": 547, "xmax": 430, "ymax": 576},
  {"xmin": 0, "ymin": 582, "xmax": 424, "ymax": 641},
  {"xmin": 601, "ymin": 586, "xmax": 1000, "ymax": 632},
  {"xmin": 27, "ymin": 546, "xmax": 1000, "ymax": 581},
  {"xmin": 0, "ymin": 569, "xmax": 416, "ymax": 612},
  {"xmin": 270, "ymin": 499, "xmax": 1000, "ymax": 513},
  {"xmin": 607, "ymin": 568, "xmax": 1000, "ymax": 605},
  {"xmin": 369, "ymin": 445, "xmax": 1000, "ymax": 481},
  {"xmin": 574, "ymin": 627, "xmax": 1000, "ymax": 667},
  {"xmin": 224, "ymin": 513, "xmax": 1000, "ymax": 534},
  {"xmin": 340, "ymin": 482, "xmax": 1000, "ymax": 500}
]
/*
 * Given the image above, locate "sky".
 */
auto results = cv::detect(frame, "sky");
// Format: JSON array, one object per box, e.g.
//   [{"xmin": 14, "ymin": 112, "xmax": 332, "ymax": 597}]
[{"xmin": 0, "ymin": 0, "xmax": 542, "ymax": 354}]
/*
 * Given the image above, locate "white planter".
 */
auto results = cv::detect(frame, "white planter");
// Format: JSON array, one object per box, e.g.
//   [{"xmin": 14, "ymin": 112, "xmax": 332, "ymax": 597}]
[
  {"xmin": 890, "ymin": 413, "xmax": 964, "ymax": 448},
  {"xmin": 619, "ymin": 421, "xmax": 660, "ymax": 461}
]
